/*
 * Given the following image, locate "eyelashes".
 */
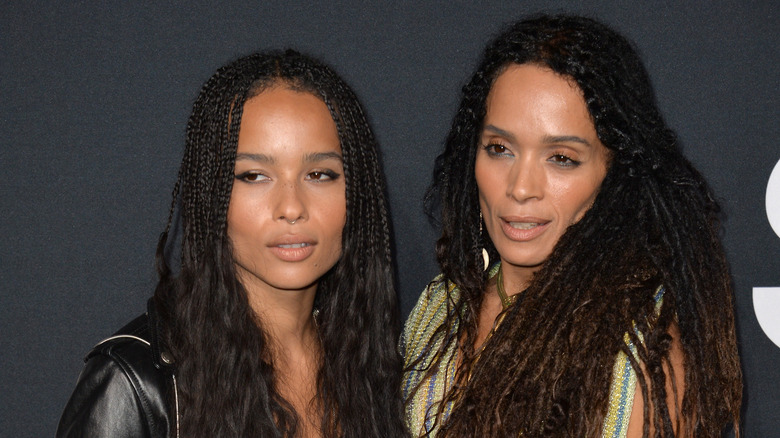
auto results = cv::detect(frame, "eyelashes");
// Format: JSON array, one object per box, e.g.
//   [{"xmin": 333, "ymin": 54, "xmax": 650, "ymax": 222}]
[
  {"xmin": 234, "ymin": 169, "xmax": 342, "ymax": 183},
  {"xmin": 481, "ymin": 143, "xmax": 582, "ymax": 167},
  {"xmin": 548, "ymin": 154, "xmax": 581, "ymax": 167},
  {"xmin": 483, "ymin": 142, "xmax": 511, "ymax": 156},
  {"xmin": 235, "ymin": 171, "xmax": 269, "ymax": 182},
  {"xmin": 306, "ymin": 170, "xmax": 341, "ymax": 181}
]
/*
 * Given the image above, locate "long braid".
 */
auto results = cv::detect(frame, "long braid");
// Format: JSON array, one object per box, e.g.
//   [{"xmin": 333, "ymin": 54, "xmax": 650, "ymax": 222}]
[{"xmin": 153, "ymin": 50, "xmax": 405, "ymax": 437}]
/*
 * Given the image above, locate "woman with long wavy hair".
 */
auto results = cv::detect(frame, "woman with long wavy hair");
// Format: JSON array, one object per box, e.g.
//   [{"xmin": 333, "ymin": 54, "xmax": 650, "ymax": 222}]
[
  {"xmin": 402, "ymin": 14, "xmax": 741, "ymax": 437},
  {"xmin": 58, "ymin": 49, "xmax": 406, "ymax": 437}
]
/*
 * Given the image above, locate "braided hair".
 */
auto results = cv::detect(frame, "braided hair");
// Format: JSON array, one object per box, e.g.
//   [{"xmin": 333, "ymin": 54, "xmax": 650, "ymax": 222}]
[
  {"xmin": 415, "ymin": 14, "xmax": 741, "ymax": 437},
  {"xmin": 153, "ymin": 49, "xmax": 405, "ymax": 437}
]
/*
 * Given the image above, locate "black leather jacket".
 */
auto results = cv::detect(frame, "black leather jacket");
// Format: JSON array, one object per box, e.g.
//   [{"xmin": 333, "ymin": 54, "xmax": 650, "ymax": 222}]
[{"xmin": 57, "ymin": 300, "xmax": 178, "ymax": 438}]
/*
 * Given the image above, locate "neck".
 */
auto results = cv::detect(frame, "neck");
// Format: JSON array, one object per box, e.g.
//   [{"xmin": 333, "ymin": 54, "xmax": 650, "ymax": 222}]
[
  {"xmin": 497, "ymin": 258, "xmax": 537, "ymax": 296},
  {"xmin": 243, "ymin": 280, "xmax": 319, "ymax": 347}
]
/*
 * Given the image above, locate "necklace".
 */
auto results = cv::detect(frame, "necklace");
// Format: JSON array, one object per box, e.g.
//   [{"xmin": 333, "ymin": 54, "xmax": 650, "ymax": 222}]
[{"xmin": 495, "ymin": 264, "xmax": 517, "ymax": 309}]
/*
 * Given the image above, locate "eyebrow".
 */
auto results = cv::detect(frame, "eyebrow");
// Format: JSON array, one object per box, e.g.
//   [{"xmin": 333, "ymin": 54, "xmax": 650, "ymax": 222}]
[
  {"xmin": 483, "ymin": 125, "xmax": 593, "ymax": 147},
  {"xmin": 303, "ymin": 151, "xmax": 343, "ymax": 163},
  {"xmin": 235, "ymin": 153, "xmax": 274, "ymax": 164},
  {"xmin": 234, "ymin": 151, "xmax": 343, "ymax": 164},
  {"xmin": 484, "ymin": 124, "xmax": 517, "ymax": 142},
  {"xmin": 541, "ymin": 135, "xmax": 593, "ymax": 147}
]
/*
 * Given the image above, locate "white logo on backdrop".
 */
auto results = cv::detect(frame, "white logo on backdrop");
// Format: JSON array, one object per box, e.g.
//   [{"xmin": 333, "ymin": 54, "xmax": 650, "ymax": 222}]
[{"xmin": 753, "ymin": 158, "xmax": 780, "ymax": 349}]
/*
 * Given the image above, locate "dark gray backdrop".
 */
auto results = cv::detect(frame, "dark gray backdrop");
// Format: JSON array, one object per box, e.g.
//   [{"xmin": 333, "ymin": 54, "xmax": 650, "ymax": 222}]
[{"xmin": 2, "ymin": 1, "xmax": 777, "ymax": 436}]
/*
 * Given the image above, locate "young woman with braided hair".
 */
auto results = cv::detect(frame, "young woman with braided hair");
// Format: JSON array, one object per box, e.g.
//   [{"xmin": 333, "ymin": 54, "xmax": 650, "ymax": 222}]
[
  {"xmin": 402, "ymin": 14, "xmax": 742, "ymax": 437},
  {"xmin": 58, "ymin": 50, "xmax": 406, "ymax": 437}
]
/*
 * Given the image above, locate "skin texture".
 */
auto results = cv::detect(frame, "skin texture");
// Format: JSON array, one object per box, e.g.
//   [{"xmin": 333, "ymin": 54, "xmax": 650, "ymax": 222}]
[
  {"xmin": 227, "ymin": 86, "xmax": 347, "ymax": 437},
  {"xmin": 229, "ymin": 86, "xmax": 346, "ymax": 306},
  {"xmin": 475, "ymin": 64, "xmax": 609, "ymax": 298},
  {"xmin": 474, "ymin": 64, "xmax": 686, "ymax": 437},
  {"xmin": 418, "ymin": 16, "xmax": 740, "ymax": 437}
]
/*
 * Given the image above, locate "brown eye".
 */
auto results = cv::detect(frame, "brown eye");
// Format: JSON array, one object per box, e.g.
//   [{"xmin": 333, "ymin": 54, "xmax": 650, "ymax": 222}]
[
  {"xmin": 306, "ymin": 170, "xmax": 340, "ymax": 182},
  {"xmin": 484, "ymin": 143, "xmax": 512, "ymax": 156},
  {"xmin": 235, "ymin": 171, "xmax": 269, "ymax": 182},
  {"xmin": 548, "ymin": 154, "xmax": 580, "ymax": 167}
]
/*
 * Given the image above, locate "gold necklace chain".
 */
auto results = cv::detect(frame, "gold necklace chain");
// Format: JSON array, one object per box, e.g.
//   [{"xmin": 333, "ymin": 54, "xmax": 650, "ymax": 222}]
[{"xmin": 495, "ymin": 264, "xmax": 517, "ymax": 309}]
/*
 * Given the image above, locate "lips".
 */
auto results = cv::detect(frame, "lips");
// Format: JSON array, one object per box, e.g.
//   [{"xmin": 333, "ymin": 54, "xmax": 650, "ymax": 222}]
[
  {"xmin": 269, "ymin": 236, "xmax": 316, "ymax": 262},
  {"xmin": 500, "ymin": 216, "xmax": 550, "ymax": 241}
]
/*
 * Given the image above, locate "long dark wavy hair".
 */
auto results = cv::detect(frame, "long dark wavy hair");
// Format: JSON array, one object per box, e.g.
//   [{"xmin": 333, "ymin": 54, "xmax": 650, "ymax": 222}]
[
  {"xmin": 414, "ymin": 14, "xmax": 742, "ymax": 437},
  {"xmin": 152, "ymin": 50, "xmax": 406, "ymax": 437}
]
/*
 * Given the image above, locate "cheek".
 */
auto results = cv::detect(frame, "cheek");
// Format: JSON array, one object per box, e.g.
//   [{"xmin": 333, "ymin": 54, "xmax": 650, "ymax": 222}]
[
  {"xmin": 329, "ymin": 210, "xmax": 346, "ymax": 242},
  {"xmin": 319, "ymin": 192, "xmax": 347, "ymax": 240},
  {"xmin": 475, "ymin": 157, "xmax": 502, "ymax": 207},
  {"xmin": 554, "ymin": 179, "xmax": 601, "ymax": 225},
  {"xmin": 323, "ymin": 203, "xmax": 346, "ymax": 262},
  {"xmin": 226, "ymin": 192, "xmax": 266, "ymax": 240}
]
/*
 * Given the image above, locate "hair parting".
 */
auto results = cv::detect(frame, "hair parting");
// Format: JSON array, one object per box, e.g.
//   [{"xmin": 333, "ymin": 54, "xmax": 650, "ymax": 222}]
[{"xmin": 154, "ymin": 49, "xmax": 406, "ymax": 437}]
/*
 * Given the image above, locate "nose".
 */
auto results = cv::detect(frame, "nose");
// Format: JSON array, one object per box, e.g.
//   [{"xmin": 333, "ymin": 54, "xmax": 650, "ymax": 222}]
[
  {"xmin": 273, "ymin": 180, "xmax": 307, "ymax": 224},
  {"xmin": 507, "ymin": 157, "xmax": 544, "ymax": 202}
]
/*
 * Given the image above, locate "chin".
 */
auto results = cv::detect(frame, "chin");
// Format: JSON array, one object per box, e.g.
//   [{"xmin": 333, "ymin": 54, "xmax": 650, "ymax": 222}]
[
  {"xmin": 269, "ymin": 275, "xmax": 320, "ymax": 291},
  {"xmin": 497, "ymin": 247, "xmax": 551, "ymax": 267}
]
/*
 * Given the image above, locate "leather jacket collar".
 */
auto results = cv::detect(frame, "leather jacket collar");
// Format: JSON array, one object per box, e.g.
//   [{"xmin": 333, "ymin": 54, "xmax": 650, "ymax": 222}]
[{"xmin": 57, "ymin": 299, "xmax": 179, "ymax": 438}]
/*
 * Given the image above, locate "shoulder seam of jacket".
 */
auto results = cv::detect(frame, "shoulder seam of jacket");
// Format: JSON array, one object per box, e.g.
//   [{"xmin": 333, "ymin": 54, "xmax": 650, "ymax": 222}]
[{"xmin": 92, "ymin": 334, "xmax": 151, "ymax": 350}]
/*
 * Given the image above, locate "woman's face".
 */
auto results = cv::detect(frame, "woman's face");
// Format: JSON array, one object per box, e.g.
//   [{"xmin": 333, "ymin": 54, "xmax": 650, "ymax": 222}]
[
  {"xmin": 227, "ymin": 86, "xmax": 346, "ymax": 297},
  {"xmin": 475, "ymin": 64, "xmax": 609, "ymax": 280}
]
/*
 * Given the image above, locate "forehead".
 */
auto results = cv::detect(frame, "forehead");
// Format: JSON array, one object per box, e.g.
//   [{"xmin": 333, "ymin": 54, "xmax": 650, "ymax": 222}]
[
  {"xmin": 485, "ymin": 64, "xmax": 592, "ymax": 127},
  {"xmin": 488, "ymin": 63, "xmax": 584, "ymax": 104},
  {"xmin": 243, "ymin": 85, "xmax": 332, "ymax": 122},
  {"xmin": 239, "ymin": 86, "xmax": 337, "ymax": 140},
  {"xmin": 236, "ymin": 86, "xmax": 342, "ymax": 169}
]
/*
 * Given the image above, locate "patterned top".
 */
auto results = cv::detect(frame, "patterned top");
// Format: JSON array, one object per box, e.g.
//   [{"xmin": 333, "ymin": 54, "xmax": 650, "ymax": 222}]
[{"xmin": 401, "ymin": 265, "xmax": 664, "ymax": 437}]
